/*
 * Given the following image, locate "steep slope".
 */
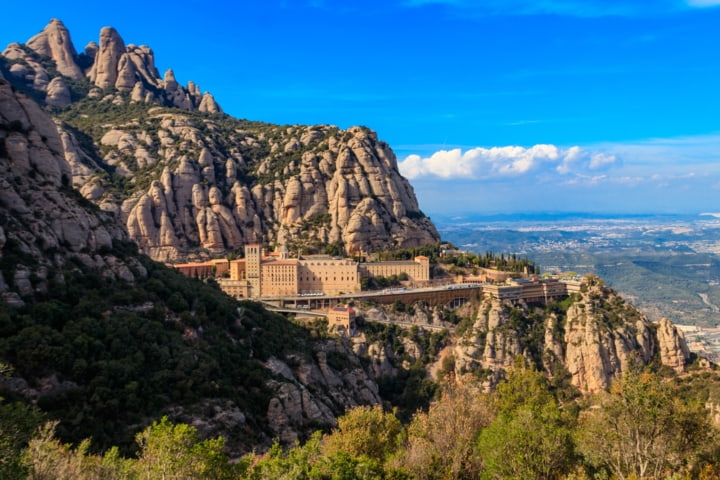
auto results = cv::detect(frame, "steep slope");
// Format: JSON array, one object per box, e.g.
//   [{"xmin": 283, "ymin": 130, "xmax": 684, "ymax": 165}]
[
  {"xmin": 0, "ymin": 76, "xmax": 130, "ymax": 295},
  {"xmin": 61, "ymin": 108, "xmax": 437, "ymax": 261},
  {"xmin": 0, "ymin": 20, "xmax": 439, "ymax": 261},
  {"xmin": 0, "ymin": 79, "xmax": 383, "ymax": 452},
  {"xmin": 453, "ymin": 275, "xmax": 692, "ymax": 393}
]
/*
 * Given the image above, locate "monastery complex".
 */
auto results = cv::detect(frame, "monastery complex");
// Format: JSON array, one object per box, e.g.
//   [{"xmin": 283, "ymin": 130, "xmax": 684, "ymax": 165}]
[
  {"xmin": 170, "ymin": 245, "xmax": 585, "ymax": 335},
  {"xmin": 171, "ymin": 244, "xmax": 430, "ymax": 299}
]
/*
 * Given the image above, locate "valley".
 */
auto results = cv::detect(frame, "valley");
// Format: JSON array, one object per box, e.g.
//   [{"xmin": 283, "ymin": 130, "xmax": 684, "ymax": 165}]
[{"xmin": 437, "ymin": 213, "xmax": 720, "ymax": 325}]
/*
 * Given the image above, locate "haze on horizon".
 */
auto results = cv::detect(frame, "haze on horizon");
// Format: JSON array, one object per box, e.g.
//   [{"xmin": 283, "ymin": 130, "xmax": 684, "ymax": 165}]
[{"xmin": 2, "ymin": 0, "xmax": 719, "ymax": 217}]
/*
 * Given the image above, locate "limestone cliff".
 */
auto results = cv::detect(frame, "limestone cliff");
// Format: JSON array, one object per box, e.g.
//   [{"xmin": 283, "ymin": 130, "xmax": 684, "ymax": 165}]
[
  {"xmin": 63, "ymin": 113, "xmax": 438, "ymax": 261},
  {"xmin": 0, "ymin": 79, "xmax": 135, "ymax": 301},
  {"xmin": 0, "ymin": 78, "xmax": 389, "ymax": 452},
  {"xmin": 453, "ymin": 275, "xmax": 691, "ymax": 393},
  {"xmin": 1, "ymin": 20, "xmax": 439, "ymax": 261}
]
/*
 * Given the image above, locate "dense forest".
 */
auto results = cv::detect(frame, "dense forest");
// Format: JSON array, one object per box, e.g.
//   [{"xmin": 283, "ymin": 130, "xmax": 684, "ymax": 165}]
[{"xmin": 0, "ymin": 238, "xmax": 330, "ymax": 452}]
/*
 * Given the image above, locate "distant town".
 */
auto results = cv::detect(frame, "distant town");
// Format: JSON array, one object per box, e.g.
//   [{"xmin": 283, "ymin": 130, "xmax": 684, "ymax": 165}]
[
  {"xmin": 435, "ymin": 213, "xmax": 720, "ymax": 256},
  {"xmin": 676, "ymin": 325, "xmax": 720, "ymax": 363}
]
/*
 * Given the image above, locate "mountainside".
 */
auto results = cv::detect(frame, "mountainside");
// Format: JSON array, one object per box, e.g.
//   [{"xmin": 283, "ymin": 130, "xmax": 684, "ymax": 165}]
[
  {"xmin": 0, "ymin": 20, "xmax": 439, "ymax": 261},
  {"xmin": 2, "ymin": 19, "xmax": 220, "ymax": 112},
  {"xmin": 0, "ymin": 78, "xmax": 392, "ymax": 452},
  {"xmin": 452, "ymin": 275, "xmax": 692, "ymax": 393},
  {"xmin": 0, "ymin": 20, "xmax": 702, "ymax": 464},
  {"xmin": 0, "ymin": 77, "xmax": 701, "ymax": 458}
]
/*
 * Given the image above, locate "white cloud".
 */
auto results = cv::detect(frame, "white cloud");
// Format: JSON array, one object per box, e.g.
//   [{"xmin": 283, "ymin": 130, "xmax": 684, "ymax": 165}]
[
  {"xmin": 588, "ymin": 153, "xmax": 618, "ymax": 169},
  {"xmin": 407, "ymin": 133, "xmax": 720, "ymax": 215},
  {"xmin": 399, "ymin": 144, "xmax": 618, "ymax": 180}
]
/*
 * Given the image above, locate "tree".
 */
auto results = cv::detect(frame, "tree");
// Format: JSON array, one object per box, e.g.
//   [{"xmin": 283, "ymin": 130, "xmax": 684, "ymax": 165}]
[
  {"xmin": 242, "ymin": 433, "xmax": 321, "ymax": 480},
  {"xmin": 494, "ymin": 356, "xmax": 554, "ymax": 415},
  {"xmin": 23, "ymin": 421, "xmax": 135, "ymax": 480},
  {"xmin": 322, "ymin": 405, "xmax": 402, "ymax": 462},
  {"xmin": 478, "ymin": 402, "xmax": 573, "ymax": 480},
  {"xmin": 390, "ymin": 381, "xmax": 495, "ymax": 479},
  {"xmin": 0, "ymin": 400, "xmax": 46, "ymax": 480},
  {"xmin": 478, "ymin": 358, "xmax": 573, "ymax": 480},
  {"xmin": 135, "ymin": 417, "xmax": 233, "ymax": 480},
  {"xmin": 0, "ymin": 361, "xmax": 47, "ymax": 480},
  {"xmin": 576, "ymin": 371, "xmax": 713, "ymax": 480}
]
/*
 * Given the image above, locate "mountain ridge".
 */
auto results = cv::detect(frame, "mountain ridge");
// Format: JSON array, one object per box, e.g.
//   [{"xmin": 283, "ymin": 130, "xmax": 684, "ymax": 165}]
[
  {"xmin": 0, "ymin": 76, "xmax": 395, "ymax": 452},
  {"xmin": 0, "ymin": 19, "xmax": 702, "ymax": 461},
  {"xmin": 0, "ymin": 19, "xmax": 440, "ymax": 261}
]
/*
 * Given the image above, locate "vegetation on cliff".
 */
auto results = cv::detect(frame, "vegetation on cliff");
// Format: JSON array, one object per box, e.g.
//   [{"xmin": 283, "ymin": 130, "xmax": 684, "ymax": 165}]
[
  {"xmin": 5, "ymin": 362, "xmax": 720, "ymax": 480},
  {"xmin": 0, "ymin": 242, "xmax": 319, "ymax": 451}
]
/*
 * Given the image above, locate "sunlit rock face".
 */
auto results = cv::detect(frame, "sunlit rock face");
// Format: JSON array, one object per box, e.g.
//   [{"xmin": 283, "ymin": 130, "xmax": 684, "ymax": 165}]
[
  {"xmin": 0, "ymin": 80, "xmax": 139, "ymax": 298},
  {"xmin": 72, "ymin": 119, "xmax": 438, "ymax": 261},
  {"xmin": 2, "ymin": 20, "xmax": 439, "ymax": 261},
  {"xmin": 453, "ymin": 276, "xmax": 691, "ymax": 393}
]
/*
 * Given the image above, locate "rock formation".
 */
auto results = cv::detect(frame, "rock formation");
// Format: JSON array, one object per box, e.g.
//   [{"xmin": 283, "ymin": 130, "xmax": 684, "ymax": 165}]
[
  {"xmin": 656, "ymin": 317, "xmax": 691, "ymax": 373},
  {"xmin": 69, "ymin": 115, "xmax": 438, "ymax": 260},
  {"xmin": 0, "ymin": 20, "xmax": 438, "ymax": 260},
  {"xmin": 88, "ymin": 27, "xmax": 122, "ymax": 87},
  {"xmin": 1, "ymin": 20, "xmax": 219, "ymax": 112},
  {"xmin": 264, "ymin": 340, "xmax": 382, "ymax": 444},
  {"xmin": 453, "ymin": 275, "xmax": 692, "ymax": 393},
  {"xmin": 26, "ymin": 19, "xmax": 84, "ymax": 80},
  {"xmin": 0, "ymin": 79, "xmax": 137, "ymax": 296},
  {"xmin": 45, "ymin": 76, "xmax": 71, "ymax": 106}
]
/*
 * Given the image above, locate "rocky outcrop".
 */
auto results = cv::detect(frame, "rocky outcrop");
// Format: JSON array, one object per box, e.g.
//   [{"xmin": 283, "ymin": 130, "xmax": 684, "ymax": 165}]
[
  {"xmin": 198, "ymin": 92, "xmax": 222, "ymax": 114},
  {"xmin": 1, "ymin": 20, "xmax": 219, "ymax": 112},
  {"xmin": 264, "ymin": 340, "xmax": 381, "ymax": 444},
  {"xmin": 26, "ymin": 19, "xmax": 84, "ymax": 80},
  {"xmin": 0, "ymin": 79, "xmax": 136, "ymax": 296},
  {"xmin": 45, "ymin": 76, "xmax": 71, "ymax": 106},
  {"xmin": 453, "ymin": 275, "xmax": 691, "ymax": 393},
  {"xmin": 656, "ymin": 317, "xmax": 691, "ymax": 373},
  {"xmin": 69, "ymin": 115, "xmax": 438, "ymax": 261},
  {"xmin": 563, "ymin": 293, "xmax": 650, "ymax": 393},
  {"xmin": 87, "ymin": 26, "xmax": 127, "ymax": 89}
]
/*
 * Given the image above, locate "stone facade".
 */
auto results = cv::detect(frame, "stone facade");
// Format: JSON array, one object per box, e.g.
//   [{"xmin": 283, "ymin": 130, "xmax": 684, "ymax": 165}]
[
  {"xmin": 359, "ymin": 256, "xmax": 430, "ymax": 283},
  {"xmin": 327, "ymin": 306, "xmax": 357, "ymax": 335},
  {"xmin": 171, "ymin": 258, "xmax": 229, "ymax": 278},
  {"xmin": 175, "ymin": 245, "xmax": 429, "ymax": 299},
  {"xmin": 296, "ymin": 257, "xmax": 360, "ymax": 296},
  {"xmin": 481, "ymin": 277, "xmax": 581, "ymax": 302}
]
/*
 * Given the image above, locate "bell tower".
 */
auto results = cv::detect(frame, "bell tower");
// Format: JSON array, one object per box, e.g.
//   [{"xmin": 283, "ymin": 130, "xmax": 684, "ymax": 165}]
[{"xmin": 245, "ymin": 243, "xmax": 262, "ymax": 297}]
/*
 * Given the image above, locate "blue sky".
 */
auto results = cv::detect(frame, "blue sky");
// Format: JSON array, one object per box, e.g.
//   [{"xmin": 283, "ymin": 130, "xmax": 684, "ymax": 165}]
[{"xmin": 2, "ymin": 0, "xmax": 720, "ymax": 216}]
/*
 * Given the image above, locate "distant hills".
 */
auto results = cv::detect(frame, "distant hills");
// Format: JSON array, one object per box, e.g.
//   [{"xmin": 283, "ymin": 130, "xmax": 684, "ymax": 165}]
[{"xmin": 438, "ymin": 213, "xmax": 720, "ymax": 326}]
